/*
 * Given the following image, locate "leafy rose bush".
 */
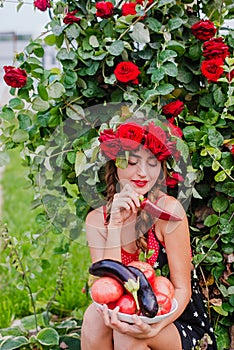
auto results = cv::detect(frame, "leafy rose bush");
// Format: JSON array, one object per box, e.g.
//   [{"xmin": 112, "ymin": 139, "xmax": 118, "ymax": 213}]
[{"xmin": 0, "ymin": 0, "xmax": 234, "ymax": 348}]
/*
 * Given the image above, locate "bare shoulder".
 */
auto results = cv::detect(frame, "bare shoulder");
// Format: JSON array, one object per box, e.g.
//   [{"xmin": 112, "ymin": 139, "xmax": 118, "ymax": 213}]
[
  {"xmin": 157, "ymin": 193, "xmax": 186, "ymax": 219},
  {"xmin": 86, "ymin": 206, "xmax": 105, "ymax": 228}
]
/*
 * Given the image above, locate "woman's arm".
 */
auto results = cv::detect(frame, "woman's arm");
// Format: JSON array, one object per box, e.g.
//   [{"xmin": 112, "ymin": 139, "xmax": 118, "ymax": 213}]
[
  {"xmin": 85, "ymin": 208, "xmax": 122, "ymax": 263},
  {"xmin": 85, "ymin": 184, "xmax": 140, "ymax": 263},
  {"xmin": 152, "ymin": 196, "xmax": 192, "ymax": 328}
]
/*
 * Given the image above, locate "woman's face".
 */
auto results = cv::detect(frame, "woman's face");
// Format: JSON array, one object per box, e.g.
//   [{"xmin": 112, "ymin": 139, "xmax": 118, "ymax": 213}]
[{"xmin": 117, "ymin": 146, "xmax": 162, "ymax": 196}]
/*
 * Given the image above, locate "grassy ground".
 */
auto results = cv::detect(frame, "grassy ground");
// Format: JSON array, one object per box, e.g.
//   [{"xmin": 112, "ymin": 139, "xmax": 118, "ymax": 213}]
[{"xmin": 0, "ymin": 148, "xmax": 91, "ymax": 327}]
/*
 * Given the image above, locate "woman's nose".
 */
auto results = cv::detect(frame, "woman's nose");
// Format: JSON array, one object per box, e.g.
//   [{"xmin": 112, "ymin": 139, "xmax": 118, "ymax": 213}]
[{"xmin": 136, "ymin": 162, "xmax": 147, "ymax": 176}]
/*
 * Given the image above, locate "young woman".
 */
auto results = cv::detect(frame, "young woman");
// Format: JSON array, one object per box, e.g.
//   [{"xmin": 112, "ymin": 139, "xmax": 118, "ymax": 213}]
[{"xmin": 81, "ymin": 122, "xmax": 217, "ymax": 350}]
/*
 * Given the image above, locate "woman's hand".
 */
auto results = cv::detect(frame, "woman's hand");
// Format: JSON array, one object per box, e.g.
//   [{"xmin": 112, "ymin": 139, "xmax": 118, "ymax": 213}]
[
  {"xmin": 109, "ymin": 184, "xmax": 140, "ymax": 226},
  {"xmin": 99, "ymin": 304, "xmax": 160, "ymax": 339}
]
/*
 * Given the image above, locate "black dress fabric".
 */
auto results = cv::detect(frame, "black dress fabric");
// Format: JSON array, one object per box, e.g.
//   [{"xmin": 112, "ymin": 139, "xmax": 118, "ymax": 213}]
[{"xmin": 151, "ymin": 228, "xmax": 217, "ymax": 350}]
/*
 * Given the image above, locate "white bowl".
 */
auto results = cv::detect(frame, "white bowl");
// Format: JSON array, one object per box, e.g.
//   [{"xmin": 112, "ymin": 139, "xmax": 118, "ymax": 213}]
[{"xmin": 93, "ymin": 298, "xmax": 178, "ymax": 324}]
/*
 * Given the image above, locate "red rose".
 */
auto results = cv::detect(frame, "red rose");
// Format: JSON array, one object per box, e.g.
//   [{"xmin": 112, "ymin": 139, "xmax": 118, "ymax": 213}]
[
  {"xmin": 166, "ymin": 172, "xmax": 184, "ymax": 188},
  {"xmin": 96, "ymin": 2, "xmax": 114, "ymax": 19},
  {"xmin": 99, "ymin": 128, "xmax": 116, "ymax": 144},
  {"xmin": 122, "ymin": 3, "xmax": 137, "ymax": 16},
  {"xmin": 135, "ymin": 0, "xmax": 153, "ymax": 5},
  {"xmin": 168, "ymin": 123, "xmax": 183, "ymax": 138},
  {"xmin": 145, "ymin": 123, "xmax": 171, "ymax": 160},
  {"xmin": 99, "ymin": 129, "xmax": 121, "ymax": 159},
  {"xmin": 3, "ymin": 66, "xmax": 27, "ymax": 88},
  {"xmin": 114, "ymin": 61, "xmax": 141, "ymax": 84},
  {"xmin": 117, "ymin": 123, "xmax": 145, "ymax": 150},
  {"xmin": 63, "ymin": 10, "xmax": 80, "ymax": 24},
  {"xmin": 191, "ymin": 19, "xmax": 216, "ymax": 41},
  {"xmin": 201, "ymin": 58, "xmax": 224, "ymax": 83},
  {"xmin": 162, "ymin": 100, "xmax": 184, "ymax": 120},
  {"xmin": 34, "ymin": 0, "xmax": 51, "ymax": 11},
  {"xmin": 203, "ymin": 37, "xmax": 230, "ymax": 61}
]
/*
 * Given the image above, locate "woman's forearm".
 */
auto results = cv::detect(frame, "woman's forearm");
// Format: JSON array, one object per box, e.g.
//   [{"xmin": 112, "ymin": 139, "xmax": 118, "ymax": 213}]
[{"xmin": 102, "ymin": 224, "xmax": 122, "ymax": 261}]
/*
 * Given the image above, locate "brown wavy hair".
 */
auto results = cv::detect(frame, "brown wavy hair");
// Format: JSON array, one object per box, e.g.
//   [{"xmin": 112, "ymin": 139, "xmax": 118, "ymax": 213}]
[{"xmin": 104, "ymin": 160, "xmax": 167, "ymax": 253}]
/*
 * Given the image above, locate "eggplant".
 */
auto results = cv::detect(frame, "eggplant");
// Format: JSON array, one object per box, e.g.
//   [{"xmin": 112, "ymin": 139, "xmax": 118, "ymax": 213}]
[
  {"xmin": 128, "ymin": 265, "xmax": 158, "ymax": 318},
  {"xmin": 89, "ymin": 259, "xmax": 137, "ymax": 284},
  {"xmin": 89, "ymin": 259, "xmax": 158, "ymax": 318}
]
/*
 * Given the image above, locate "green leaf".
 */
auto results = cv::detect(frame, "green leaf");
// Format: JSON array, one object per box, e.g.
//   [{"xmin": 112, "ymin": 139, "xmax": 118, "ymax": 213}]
[
  {"xmin": 145, "ymin": 17, "xmax": 161, "ymax": 32},
  {"xmin": 204, "ymin": 214, "xmax": 219, "ymax": 227},
  {"xmin": 213, "ymin": 87, "xmax": 226, "ymax": 107},
  {"xmin": 36, "ymin": 328, "xmax": 59, "ymax": 346},
  {"xmin": 167, "ymin": 40, "xmax": 186, "ymax": 56},
  {"xmin": 65, "ymin": 24, "xmax": 81, "ymax": 39},
  {"xmin": 75, "ymin": 151, "xmax": 87, "ymax": 177},
  {"xmin": 0, "ymin": 106, "xmax": 15, "ymax": 121},
  {"xmin": 177, "ymin": 66, "xmax": 193, "ymax": 84},
  {"xmin": 57, "ymin": 48, "xmax": 77, "ymax": 61},
  {"xmin": 18, "ymin": 114, "xmax": 32, "ymax": 130},
  {"xmin": 9, "ymin": 98, "xmax": 24, "ymax": 110},
  {"xmin": 212, "ymin": 195, "xmax": 229, "ymax": 213},
  {"xmin": 106, "ymin": 40, "xmax": 124, "ymax": 56},
  {"xmin": 204, "ymin": 250, "xmax": 223, "ymax": 264},
  {"xmin": 207, "ymin": 128, "xmax": 223, "ymax": 147},
  {"xmin": 0, "ymin": 336, "xmax": 28, "ymax": 350},
  {"xmin": 219, "ymin": 182, "xmax": 234, "ymax": 196},
  {"xmin": 214, "ymin": 170, "xmax": 227, "ymax": 182},
  {"xmin": 156, "ymin": 83, "xmax": 174, "ymax": 95},
  {"xmin": 163, "ymin": 62, "xmax": 178, "ymax": 77},
  {"xmin": 12, "ymin": 130, "xmax": 29, "ymax": 143},
  {"xmin": 38, "ymin": 84, "xmax": 49, "ymax": 101},
  {"xmin": 66, "ymin": 104, "xmax": 85, "ymax": 121},
  {"xmin": 212, "ymin": 305, "xmax": 228, "ymax": 316},
  {"xmin": 151, "ymin": 68, "xmax": 165, "ymax": 82},
  {"xmin": 168, "ymin": 17, "xmax": 184, "ymax": 31},
  {"xmin": 89, "ymin": 35, "xmax": 99, "ymax": 48},
  {"xmin": 188, "ymin": 43, "xmax": 202, "ymax": 61},
  {"xmin": 129, "ymin": 22, "xmax": 150, "ymax": 43},
  {"xmin": 32, "ymin": 97, "xmax": 50, "ymax": 112},
  {"xmin": 48, "ymin": 82, "xmax": 65, "ymax": 99},
  {"xmin": 144, "ymin": 84, "xmax": 174, "ymax": 100},
  {"xmin": 44, "ymin": 34, "xmax": 56, "ymax": 46},
  {"xmin": 158, "ymin": 50, "xmax": 177, "ymax": 63},
  {"xmin": 116, "ymin": 155, "xmax": 128, "ymax": 169}
]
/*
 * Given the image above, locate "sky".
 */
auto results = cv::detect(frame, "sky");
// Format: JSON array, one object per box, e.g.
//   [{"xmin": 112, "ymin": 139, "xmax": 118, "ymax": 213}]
[{"xmin": 0, "ymin": 1, "xmax": 49, "ymax": 36}]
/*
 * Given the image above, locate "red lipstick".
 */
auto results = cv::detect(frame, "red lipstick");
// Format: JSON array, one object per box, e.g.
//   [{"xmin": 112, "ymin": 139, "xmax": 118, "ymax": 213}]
[{"xmin": 132, "ymin": 180, "xmax": 148, "ymax": 188}]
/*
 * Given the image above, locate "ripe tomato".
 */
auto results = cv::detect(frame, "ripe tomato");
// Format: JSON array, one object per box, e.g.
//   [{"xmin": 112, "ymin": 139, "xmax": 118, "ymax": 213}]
[
  {"xmin": 127, "ymin": 261, "xmax": 156, "ymax": 287},
  {"xmin": 116, "ymin": 294, "xmax": 137, "ymax": 315},
  {"xmin": 152, "ymin": 276, "xmax": 175, "ymax": 299},
  {"xmin": 107, "ymin": 301, "xmax": 117, "ymax": 310},
  {"xmin": 91, "ymin": 277, "xmax": 124, "ymax": 304},
  {"xmin": 155, "ymin": 292, "xmax": 172, "ymax": 316}
]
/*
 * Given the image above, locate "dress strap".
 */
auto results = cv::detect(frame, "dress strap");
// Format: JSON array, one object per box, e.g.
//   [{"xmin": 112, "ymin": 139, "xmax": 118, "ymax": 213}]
[{"xmin": 103, "ymin": 205, "xmax": 108, "ymax": 226}]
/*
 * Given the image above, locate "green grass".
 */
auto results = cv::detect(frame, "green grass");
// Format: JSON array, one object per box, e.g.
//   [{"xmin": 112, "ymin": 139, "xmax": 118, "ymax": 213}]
[{"xmin": 0, "ymin": 148, "xmax": 91, "ymax": 327}]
